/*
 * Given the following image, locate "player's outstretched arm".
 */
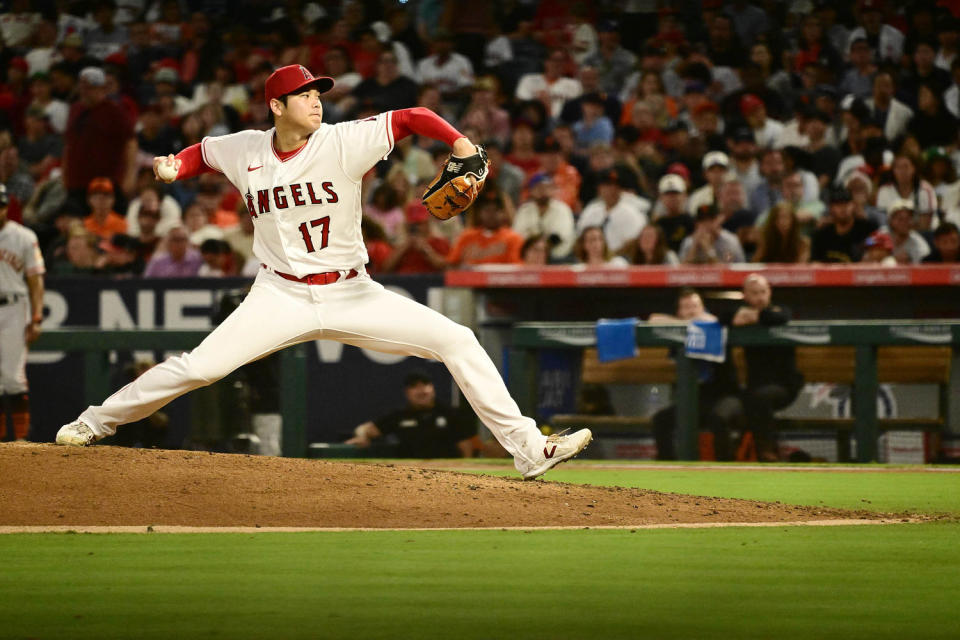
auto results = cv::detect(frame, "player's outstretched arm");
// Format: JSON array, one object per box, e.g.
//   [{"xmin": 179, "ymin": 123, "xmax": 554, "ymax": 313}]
[{"xmin": 154, "ymin": 144, "xmax": 218, "ymax": 183}]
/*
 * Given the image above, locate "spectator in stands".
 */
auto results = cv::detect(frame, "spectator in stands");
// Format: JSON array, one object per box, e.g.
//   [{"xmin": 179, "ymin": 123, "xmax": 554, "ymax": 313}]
[
  {"xmin": 811, "ymin": 185, "xmax": 878, "ymax": 263},
  {"xmin": 572, "ymin": 93, "xmax": 614, "ymax": 147},
  {"xmin": 143, "ymin": 225, "xmax": 202, "ymax": 278},
  {"xmin": 351, "ymin": 50, "xmax": 419, "ymax": 115},
  {"xmin": 382, "ymin": 202, "xmax": 449, "ymax": 274},
  {"xmin": 583, "ymin": 20, "xmax": 636, "ymax": 96},
  {"xmin": 740, "ymin": 94, "xmax": 782, "ymax": 150},
  {"xmin": 131, "ymin": 201, "xmax": 162, "ymax": 265},
  {"xmin": 447, "ymin": 188, "xmax": 523, "ymax": 267},
  {"xmin": 536, "ymin": 134, "xmax": 581, "ymax": 212},
  {"xmin": 126, "ymin": 183, "xmax": 181, "ymax": 237},
  {"xmin": 847, "ymin": 0, "xmax": 904, "ymax": 64},
  {"xmin": 649, "ymin": 287, "xmax": 741, "ymax": 461},
  {"xmin": 576, "ymin": 167, "xmax": 649, "ymax": 254},
  {"xmin": 136, "ymin": 103, "xmax": 179, "ymax": 158},
  {"xmin": 866, "ymin": 70, "xmax": 913, "ymax": 144},
  {"xmin": 861, "ymin": 230, "xmax": 897, "ymax": 265},
  {"xmin": 748, "ymin": 41, "xmax": 792, "ymax": 110},
  {"xmin": 99, "ymin": 233, "xmax": 144, "ymax": 277},
  {"xmin": 876, "ymin": 154, "xmax": 938, "ymax": 231},
  {"xmin": 773, "ymin": 169, "xmax": 825, "ymax": 233},
  {"xmin": 679, "ymin": 207, "xmax": 746, "ymax": 265},
  {"xmin": 63, "ymin": 66, "xmax": 136, "ymax": 205},
  {"xmin": 883, "ymin": 199, "xmax": 932, "ymax": 264},
  {"xmin": 360, "ymin": 216, "xmax": 392, "ymax": 275},
  {"xmin": 845, "ymin": 170, "xmax": 885, "ymax": 228},
  {"xmin": 752, "ymin": 202, "xmax": 811, "ymax": 264},
  {"xmin": 705, "ymin": 12, "xmax": 745, "ymax": 68},
  {"xmin": 512, "ymin": 173, "xmax": 575, "ymax": 261},
  {"xmin": 805, "ymin": 109, "xmax": 841, "ymax": 189},
  {"xmin": 901, "ymin": 39, "xmax": 952, "ymax": 109},
  {"xmin": 688, "ymin": 151, "xmax": 731, "ymax": 216},
  {"xmin": 723, "ymin": 274, "xmax": 803, "ymax": 462},
  {"xmin": 197, "ymin": 238, "xmax": 232, "ymax": 277},
  {"xmin": 27, "ymin": 73, "xmax": 68, "ymax": 135},
  {"xmin": 0, "ymin": 143, "xmax": 33, "ymax": 209},
  {"xmin": 748, "ymin": 148, "xmax": 785, "ymax": 219},
  {"xmin": 183, "ymin": 202, "xmax": 224, "ymax": 247},
  {"xmin": 18, "ymin": 107, "xmax": 61, "ymax": 182},
  {"xmin": 726, "ymin": 125, "xmax": 762, "ymax": 196},
  {"xmin": 515, "ymin": 48, "xmax": 582, "ymax": 122},
  {"xmin": 504, "ymin": 119, "xmax": 542, "ymax": 182},
  {"xmin": 922, "ymin": 222, "xmax": 960, "ymax": 262},
  {"xmin": 83, "ymin": 177, "xmax": 126, "ymax": 240},
  {"xmin": 364, "ymin": 182, "xmax": 405, "ymax": 244},
  {"xmin": 48, "ymin": 225, "xmax": 102, "ymax": 276},
  {"xmin": 623, "ymin": 224, "xmax": 679, "ymax": 266},
  {"xmin": 715, "ymin": 177, "xmax": 757, "ymax": 255},
  {"xmin": 839, "ymin": 38, "xmax": 877, "ymax": 100},
  {"xmin": 944, "ymin": 58, "xmax": 960, "ymax": 118},
  {"xmin": 520, "ymin": 233, "xmax": 550, "ymax": 266},
  {"xmin": 481, "ymin": 141, "xmax": 524, "ymax": 212},
  {"xmin": 561, "ymin": 65, "xmax": 620, "ymax": 126},
  {"xmin": 416, "ymin": 29, "xmax": 475, "ymax": 106},
  {"xmin": 346, "ymin": 369, "xmax": 477, "ymax": 458},
  {"xmin": 458, "ymin": 76, "xmax": 510, "ymax": 148},
  {"xmin": 906, "ymin": 84, "xmax": 958, "ymax": 150},
  {"xmin": 653, "ymin": 173, "xmax": 695, "ymax": 254},
  {"xmin": 86, "ymin": 0, "xmax": 128, "ymax": 61},
  {"xmin": 572, "ymin": 226, "xmax": 627, "ymax": 267}
]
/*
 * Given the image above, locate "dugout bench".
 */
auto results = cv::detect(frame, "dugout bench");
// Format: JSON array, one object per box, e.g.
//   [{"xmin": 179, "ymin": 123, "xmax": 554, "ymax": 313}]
[{"xmin": 508, "ymin": 321, "xmax": 960, "ymax": 462}]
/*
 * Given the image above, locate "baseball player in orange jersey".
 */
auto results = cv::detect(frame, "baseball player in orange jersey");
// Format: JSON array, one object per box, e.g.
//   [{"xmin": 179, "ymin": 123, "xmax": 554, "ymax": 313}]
[{"xmin": 56, "ymin": 65, "xmax": 591, "ymax": 479}]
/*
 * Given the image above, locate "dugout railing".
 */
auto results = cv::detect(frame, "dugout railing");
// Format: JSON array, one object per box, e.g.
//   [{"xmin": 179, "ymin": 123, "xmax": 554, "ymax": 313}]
[
  {"xmin": 31, "ymin": 330, "xmax": 310, "ymax": 457},
  {"xmin": 508, "ymin": 320, "xmax": 960, "ymax": 462}
]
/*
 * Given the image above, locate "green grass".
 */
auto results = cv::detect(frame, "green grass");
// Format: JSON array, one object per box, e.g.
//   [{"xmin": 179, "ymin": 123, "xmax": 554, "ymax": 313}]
[
  {"xmin": 4, "ymin": 464, "xmax": 959, "ymax": 639},
  {"xmin": 1, "ymin": 524, "xmax": 958, "ymax": 640},
  {"xmin": 449, "ymin": 462, "xmax": 960, "ymax": 515}
]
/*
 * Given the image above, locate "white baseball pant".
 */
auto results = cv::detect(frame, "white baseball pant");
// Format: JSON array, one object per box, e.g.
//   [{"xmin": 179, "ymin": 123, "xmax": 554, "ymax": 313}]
[
  {"xmin": 0, "ymin": 297, "xmax": 29, "ymax": 394},
  {"xmin": 79, "ymin": 269, "xmax": 545, "ymax": 472}
]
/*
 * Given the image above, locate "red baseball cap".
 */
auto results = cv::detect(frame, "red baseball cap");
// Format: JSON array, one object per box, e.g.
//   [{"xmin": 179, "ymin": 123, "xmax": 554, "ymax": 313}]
[
  {"xmin": 740, "ymin": 94, "xmax": 765, "ymax": 115},
  {"xmin": 264, "ymin": 65, "xmax": 334, "ymax": 105}
]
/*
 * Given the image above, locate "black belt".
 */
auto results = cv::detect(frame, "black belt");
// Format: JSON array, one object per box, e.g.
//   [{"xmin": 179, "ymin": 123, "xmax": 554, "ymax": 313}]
[{"xmin": 0, "ymin": 293, "xmax": 21, "ymax": 306}]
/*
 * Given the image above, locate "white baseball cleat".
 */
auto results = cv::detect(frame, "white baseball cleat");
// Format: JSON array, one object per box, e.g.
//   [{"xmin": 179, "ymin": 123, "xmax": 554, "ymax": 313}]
[
  {"xmin": 521, "ymin": 428, "xmax": 593, "ymax": 480},
  {"xmin": 55, "ymin": 420, "xmax": 98, "ymax": 447}
]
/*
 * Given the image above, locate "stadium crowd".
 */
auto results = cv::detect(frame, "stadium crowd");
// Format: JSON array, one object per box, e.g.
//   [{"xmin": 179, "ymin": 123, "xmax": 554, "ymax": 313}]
[{"xmin": 3, "ymin": 0, "xmax": 960, "ymax": 279}]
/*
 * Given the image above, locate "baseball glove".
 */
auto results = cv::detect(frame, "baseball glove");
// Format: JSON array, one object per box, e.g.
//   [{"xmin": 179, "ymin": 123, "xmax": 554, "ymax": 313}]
[{"xmin": 421, "ymin": 146, "xmax": 489, "ymax": 220}]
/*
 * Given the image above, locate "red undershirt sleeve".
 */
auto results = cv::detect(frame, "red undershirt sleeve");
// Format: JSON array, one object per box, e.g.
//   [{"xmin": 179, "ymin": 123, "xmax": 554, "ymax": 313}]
[
  {"xmin": 390, "ymin": 107, "xmax": 463, "ymax": 148},
  {"xmin": 174, "ymin": 143, "xmax": 217, "ymax": 179}
]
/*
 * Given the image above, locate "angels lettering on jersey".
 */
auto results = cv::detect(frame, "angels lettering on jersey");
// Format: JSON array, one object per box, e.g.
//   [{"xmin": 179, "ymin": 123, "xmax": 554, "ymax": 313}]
[{"xmin": 243, "ymin": 181, "xmax": 339, "ymax": 218}]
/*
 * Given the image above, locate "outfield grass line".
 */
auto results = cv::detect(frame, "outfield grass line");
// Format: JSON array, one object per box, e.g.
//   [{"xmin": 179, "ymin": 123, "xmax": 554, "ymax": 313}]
[
  {"xmin": 0, "ymin": 518, "xmax": 924, "ymax": 534},
  {"xmin": 428, "ymin": 461, "xmax": 960, "ymax": 473}
]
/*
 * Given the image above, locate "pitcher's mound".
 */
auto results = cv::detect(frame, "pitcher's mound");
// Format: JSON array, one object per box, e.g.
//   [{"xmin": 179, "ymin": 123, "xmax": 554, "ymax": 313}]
[{"xmin": 1, "ymin": 443, "xmax": 889, "ymax": 529}]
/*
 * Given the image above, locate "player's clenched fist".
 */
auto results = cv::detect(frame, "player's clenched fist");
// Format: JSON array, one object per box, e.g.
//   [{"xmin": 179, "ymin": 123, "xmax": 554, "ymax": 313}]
[{"xmin": 153, "ymin": 154, "xmax": 181, "ymax": 183}]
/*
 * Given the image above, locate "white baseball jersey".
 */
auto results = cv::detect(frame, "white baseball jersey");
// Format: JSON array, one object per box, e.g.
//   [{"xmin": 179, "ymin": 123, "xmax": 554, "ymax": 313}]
[
  {"xmin": 0, "ymin": 220, "xmax": 45, "ymax": 294},
  {"xmin": 200, "ymin": 111, "xmax": 395, "ymax": 277},
  {"xmin": 78, "ymin": 111, "xmax": 560, "ymax": 478}
]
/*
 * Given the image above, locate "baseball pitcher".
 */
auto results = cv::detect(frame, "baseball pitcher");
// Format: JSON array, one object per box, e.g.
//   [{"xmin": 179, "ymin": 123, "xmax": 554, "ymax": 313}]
[{"xmin": 56, "ymin": 65, "xmax": 591, "ymax": 479}]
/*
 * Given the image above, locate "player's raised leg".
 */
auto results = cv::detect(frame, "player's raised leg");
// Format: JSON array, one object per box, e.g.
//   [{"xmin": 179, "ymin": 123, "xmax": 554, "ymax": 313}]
[
  {"xmin": 57, "ymin": 272, "xmax": 323, "ymax": 445},
  {"xmin": 318, "ymin": 277, "xmax": 591, "ymax": 478}
]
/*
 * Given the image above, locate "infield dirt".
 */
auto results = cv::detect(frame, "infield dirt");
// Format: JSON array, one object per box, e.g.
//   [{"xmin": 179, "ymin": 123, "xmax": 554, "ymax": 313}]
[{"xmin": 0, "ymin": 443, "xmax": 902, "ymax": 529}]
